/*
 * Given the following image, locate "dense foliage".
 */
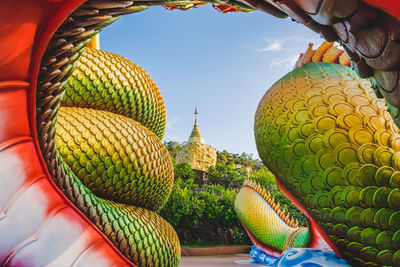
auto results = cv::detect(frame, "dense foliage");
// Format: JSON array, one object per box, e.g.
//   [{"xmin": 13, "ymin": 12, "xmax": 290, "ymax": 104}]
[
  {"xmin": 161, "ymin": 141, "xmax": 307, "ymax": 245},
  {"xmin": 159, "ymin": 178, "xmax": 251, "ymax": 245},
  {"xmin": 174, "ymin": 162, "xmax": 197, "ymax": 180},
  {"xmin": 216, "ymin": 150, "xmax": 261, "ymax": 169},
  {"xmin": 164, "ymin": 141, "xmax": 182, "ymax": 159}
]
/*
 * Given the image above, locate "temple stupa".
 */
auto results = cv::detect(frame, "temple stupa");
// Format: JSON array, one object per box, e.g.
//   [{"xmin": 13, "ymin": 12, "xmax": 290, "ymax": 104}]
[{"xmin": 176, "ymin": 106, "xmax": 217, "ymax": 176}]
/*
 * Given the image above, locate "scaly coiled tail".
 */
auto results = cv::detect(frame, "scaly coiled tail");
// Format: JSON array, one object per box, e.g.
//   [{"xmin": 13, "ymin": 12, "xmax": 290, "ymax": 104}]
[
  {"xmin": 56, "ymin": 47, "xmax": 180, "ymax": 266},
  {"xmin": 235, "ymin": 42, "xmax": 352, "ymax": 258}
]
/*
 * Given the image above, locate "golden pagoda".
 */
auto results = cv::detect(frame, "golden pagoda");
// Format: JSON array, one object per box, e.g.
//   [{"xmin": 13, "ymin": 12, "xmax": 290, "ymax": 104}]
[{"xmin": 176, "ymin": 106, "xmax": 217, "ymax": 174}]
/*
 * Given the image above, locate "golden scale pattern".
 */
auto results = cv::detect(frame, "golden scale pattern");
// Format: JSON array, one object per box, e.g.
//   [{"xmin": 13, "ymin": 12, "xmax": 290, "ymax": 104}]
[
  {"xmin": 97, "ymin": 199, "xmax": 181, "ymax": 266},
  {"xmin": 35, "ymin": 0, "xmax": 400, "ymax": 265},
  {"xmin": 36, "ymin": 1, "xmax": 181, "ymax": 266},
  {"xmin": 255, "ymin": 63, "xmax": 400, "ymax": 266},
  {"xmin": 243, "ymin": 179, "xmax": 299, "ymax": 228},
  {"xmin": 53, "ymin": 47, "xmax": 180, "ymax": 266},
  {"xmin": 235, "ymin": 180, "xmax": 310, "ymax": 252},
  {"xmin": 234, "ymin": 41, "xmax": 353, "ymax": 255},
  {"xmin": 62, "ymin": 48, "xmax": 167, "ymax": 139},
  {"xmin": 56, "ymin": 107, "xmax": 173, "ymax": 210}
]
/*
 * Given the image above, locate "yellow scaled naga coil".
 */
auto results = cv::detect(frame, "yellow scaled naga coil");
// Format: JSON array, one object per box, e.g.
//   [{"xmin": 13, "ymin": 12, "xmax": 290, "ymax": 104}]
[
  {"xmin": 55, "ymin": 47, "xmax": 180, "ymax": 267},
  {"xmin": 254, "ymin": 63, "xmax": 400, "ymax": 266},
  {"xmin": 235, "ymin": 41, "xmax": 400, "ymax": 266}
]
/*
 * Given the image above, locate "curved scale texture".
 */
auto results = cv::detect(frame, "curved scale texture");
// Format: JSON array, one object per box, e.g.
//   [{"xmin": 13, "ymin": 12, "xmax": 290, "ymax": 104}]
[
  {"xmin": 235, "ymin": 180, "xmax": 309, "ymax": 254},
  {"xmin": 61, "ymin": 48, "xmax": 167, "ymax": 140},
  {"xmin": 0, "ymin": 0, "xmax": 181, "ymax": 265},
  {"xmin": 32, "ymin": 1, "xmax": 182, "ymax": 265},
  {"xmin": 57, "ymin": 106, "xmax": 173, "ymax": 211},
  {"xmin": 0, "ymin": 0, "xmax": 138, "ymax": 265},
  {"xmin": 54, "ymin": 48, "xmax": 180, "ymax": 266},
  {"xmin": 0, "ymin": 139, "xmax": 131, "ymax": 266},
  {"xmin": 266, "ymin": 0, "xmax": 400, "ymax": 129},
  {"xmin": 255, "ymin": 62, "xmax": 400, "ymax": 266}
]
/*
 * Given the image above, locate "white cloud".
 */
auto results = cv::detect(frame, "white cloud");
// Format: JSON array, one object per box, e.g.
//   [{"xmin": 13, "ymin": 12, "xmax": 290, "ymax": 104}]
[
  {"xmin": 258, "ymin": 36, "xmax": 323, "ymax": 69},
  {"xmin": 259, "ymin": 36, "xmax": 321, "ymax": 53},
  {"xmin": 259, "ymin": 39, "xmax": 283, "ymax": 52}
]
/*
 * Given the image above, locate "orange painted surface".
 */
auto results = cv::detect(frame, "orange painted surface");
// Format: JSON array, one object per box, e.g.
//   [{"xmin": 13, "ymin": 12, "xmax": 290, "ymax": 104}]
[{"xmin": 0, "ymin": 83, "xmax": 31, "ymax": 144}]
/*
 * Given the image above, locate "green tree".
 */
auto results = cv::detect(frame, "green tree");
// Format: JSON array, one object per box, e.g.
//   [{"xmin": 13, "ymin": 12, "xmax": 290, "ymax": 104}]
[
  {"xmin": 159, "ymin": 178, "xmax": 251, "ymax": 245},
  {"xmin": 174, "ymin": 162, "xmax": 197, "ymax": 180},
  {"xmin": 164, "ymin": 141, "xmax": 181, "ymax": 159},
  {"xmin": 249, "ymin": 166, "xmax": 276, "ymax": 188},
  {"xmin": 208, "ymin": 164, "xmax": 237, "ymax": 188},
  {"xmin": 216, "ymin": 151, "xmax": 228, "ymax": 165},
  {"xmin": 161, "ymin": 141, "xmax": 308, "ymax": 242}
]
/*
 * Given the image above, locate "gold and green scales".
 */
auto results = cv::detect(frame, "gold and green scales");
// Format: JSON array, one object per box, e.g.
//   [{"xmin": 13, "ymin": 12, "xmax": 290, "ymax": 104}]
[
  {"xmin": 253, "ymin": 62, "xmax": 400, "ymax": 266},
  {"xmin": 53, "ymin": 43, "xmax": 400, "ymax": 266},
  {"xmin": 235, "ymin": 179, "xmax": 309, "ymax": 252},
  {"xmin": 55, "ymin": 47, "xmax": 180, "ymax": 267}
]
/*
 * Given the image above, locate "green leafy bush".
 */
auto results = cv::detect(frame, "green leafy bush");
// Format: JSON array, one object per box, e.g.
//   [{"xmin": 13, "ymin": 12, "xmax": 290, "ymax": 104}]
[
  {"xmin": 161, "ymin": 145, "xmax": 308, "ymax": 245},
  {"xmin": 159, "ymin": 178, "xmax": 252, "ymax": 246},
  {"xmin": 174, "ymin": 162, "xmax": 197, "ymax": 181}
]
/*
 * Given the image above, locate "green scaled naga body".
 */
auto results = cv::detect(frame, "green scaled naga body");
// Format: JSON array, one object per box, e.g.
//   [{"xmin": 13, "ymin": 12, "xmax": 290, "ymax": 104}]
[
  {"xmin": 56, "ymin": 47, "xmax": 180, "ymax": 266},
  {"xmin": 250, "ymin": 62, "xmax": 400, "ymax": 266}
]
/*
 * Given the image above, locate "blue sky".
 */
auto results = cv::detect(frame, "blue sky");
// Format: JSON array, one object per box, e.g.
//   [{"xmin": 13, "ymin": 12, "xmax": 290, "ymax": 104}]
[{"xmin": 101, "ymin": 5, "xmax": 323, "ymax": 158}]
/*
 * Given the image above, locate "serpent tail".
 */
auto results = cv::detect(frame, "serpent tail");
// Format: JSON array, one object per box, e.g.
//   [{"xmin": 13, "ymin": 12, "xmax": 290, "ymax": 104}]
[
  {"xmin": 234, "ymin": 179, "xmax": 309, "ymax": 256},
  {"xmin": 55, "ymin": 47, "xmax": 180, "ymax": 266},
  {"xmin": 236, "ymin": 42, "xmax": 353, "ymax": 257}
]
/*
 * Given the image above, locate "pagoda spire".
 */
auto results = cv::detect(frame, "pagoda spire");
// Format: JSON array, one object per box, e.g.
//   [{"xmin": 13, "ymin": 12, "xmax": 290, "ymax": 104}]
[
  {"xmin": 189, "ymin": 105, "xmax": 204, "ymax": 144},
  {"xmin": 175, "ymin": 105, "xmax": 217, "ymax": 174},
  {"xmin": 194, "ymin": 104, "xmax": 198, "ymax": 123}
]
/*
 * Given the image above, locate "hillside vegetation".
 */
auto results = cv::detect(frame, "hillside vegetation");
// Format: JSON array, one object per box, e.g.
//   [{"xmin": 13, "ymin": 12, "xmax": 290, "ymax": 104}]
[{"xmin": 160, "ymin": 141, "xmax": 307, "ymax": 246}]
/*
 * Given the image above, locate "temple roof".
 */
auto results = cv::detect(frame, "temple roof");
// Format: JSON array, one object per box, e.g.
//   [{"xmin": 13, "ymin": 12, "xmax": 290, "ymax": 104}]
[
  {"xmin": 188, "ymin": 117, "xmax": 204, "ymax": 144},
  {"xmin": 176, "ymin": 105, "xmax": 216, "ymax": 172}
]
